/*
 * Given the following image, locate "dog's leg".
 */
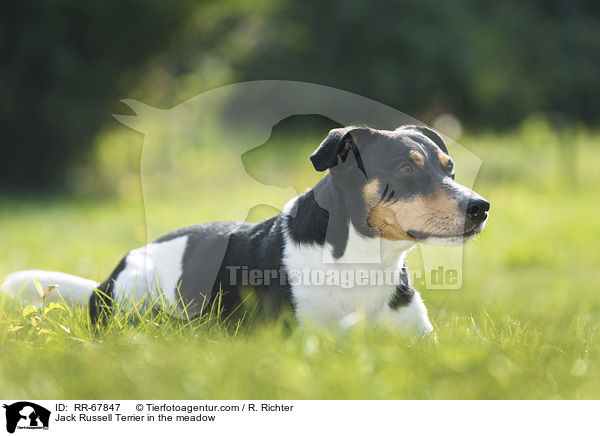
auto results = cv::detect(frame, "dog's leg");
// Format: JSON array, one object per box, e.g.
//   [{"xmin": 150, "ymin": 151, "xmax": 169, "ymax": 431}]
[{"xmin": 378, "ymin": 291, "xmax": 434, "ymax": 336}]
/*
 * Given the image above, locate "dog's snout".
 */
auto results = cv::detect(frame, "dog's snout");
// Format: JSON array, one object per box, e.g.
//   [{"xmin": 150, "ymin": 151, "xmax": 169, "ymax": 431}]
[{"xmin": 466, "ymin": 198, "xmax": 490, "ymax": 222}]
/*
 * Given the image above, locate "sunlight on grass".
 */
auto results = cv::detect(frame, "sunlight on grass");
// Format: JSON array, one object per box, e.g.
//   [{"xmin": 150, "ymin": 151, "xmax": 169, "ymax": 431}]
[{"xmin": 1, "ymin": 123, "xmax": 600, "ymax": 399}]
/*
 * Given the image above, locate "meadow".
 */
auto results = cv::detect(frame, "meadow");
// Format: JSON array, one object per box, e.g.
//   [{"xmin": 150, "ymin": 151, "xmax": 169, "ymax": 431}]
[{"xmin": 1, "ymin": 119, "xmax": 599, "ymax": 399}]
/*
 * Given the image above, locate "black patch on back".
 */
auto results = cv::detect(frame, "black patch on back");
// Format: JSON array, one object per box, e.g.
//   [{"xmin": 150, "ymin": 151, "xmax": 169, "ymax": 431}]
[
  {"xmin": 388, "ymin": 265, "xmax": 415, "ymax": 310},
  {"xmin": 161, "ymin": 221, "xmax": 234, "ymax": 315},
  {"xmin": 155, "ymin": 217, "xmax": 294, "ymax": 321},
  {"xmin": 216, "ymin": 217, "xmax": 293, "ymax": 319}
]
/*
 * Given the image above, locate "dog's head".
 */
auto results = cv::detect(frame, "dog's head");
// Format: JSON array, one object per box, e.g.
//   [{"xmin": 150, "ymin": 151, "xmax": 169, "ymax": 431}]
[{"xmin": 310, "ymin": 125, "xmax": 489, "ymax": 245}]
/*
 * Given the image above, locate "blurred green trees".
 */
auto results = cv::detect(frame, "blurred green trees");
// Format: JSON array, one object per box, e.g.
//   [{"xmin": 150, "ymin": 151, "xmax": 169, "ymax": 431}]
[{"xmin": 1, "ymin": 0, "xmax": 599, "ymax": 192}]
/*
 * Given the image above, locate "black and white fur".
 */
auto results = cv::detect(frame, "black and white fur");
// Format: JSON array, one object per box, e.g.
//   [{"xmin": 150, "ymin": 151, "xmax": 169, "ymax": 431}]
[{"xmin": 1, "ymin": 125, "xmax": 489, "ymax": 334}]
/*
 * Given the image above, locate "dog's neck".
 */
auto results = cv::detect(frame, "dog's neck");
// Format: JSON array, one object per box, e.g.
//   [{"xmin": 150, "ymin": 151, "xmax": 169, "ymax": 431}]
[
  {"xmin": 323, "ymin": 224, "xmax": 415, "ymax": 268},
  {"xmin": 283, "ymin": 175, "xmax": 415, "ymax": 268}
]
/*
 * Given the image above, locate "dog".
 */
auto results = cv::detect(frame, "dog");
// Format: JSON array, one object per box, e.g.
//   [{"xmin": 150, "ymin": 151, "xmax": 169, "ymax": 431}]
[{"xmin": 1, "ymin": 125, "xmax": 489, "ymax": 334}]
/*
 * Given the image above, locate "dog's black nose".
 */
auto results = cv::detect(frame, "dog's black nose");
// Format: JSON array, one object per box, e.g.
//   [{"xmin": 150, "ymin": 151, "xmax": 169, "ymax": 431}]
[{"xmin": 466, "ymin": 198, "xmax": 490, "ymax": 222}]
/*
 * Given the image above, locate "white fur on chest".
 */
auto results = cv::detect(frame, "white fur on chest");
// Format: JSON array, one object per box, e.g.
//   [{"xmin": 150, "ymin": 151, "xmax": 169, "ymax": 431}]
[{"xmin": 283, "ymin": 224, "xmax": 433, "ymax": 334}]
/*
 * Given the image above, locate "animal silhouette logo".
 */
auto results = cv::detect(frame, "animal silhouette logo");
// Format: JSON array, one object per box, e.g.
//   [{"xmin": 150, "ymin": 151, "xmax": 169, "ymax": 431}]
[
  {"xmin": 113, "ymin": 81, "xmax": 483, "ymax": 311},
  {"xmin": 3, "ymin": 402, "xmax": 50, "ymax": 433}
]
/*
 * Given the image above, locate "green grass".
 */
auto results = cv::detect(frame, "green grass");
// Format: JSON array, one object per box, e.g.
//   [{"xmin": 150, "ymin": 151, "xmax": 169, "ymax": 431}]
[{"xmin": 1, "ymin": 123, "xmax": 600, "ymax": 399}]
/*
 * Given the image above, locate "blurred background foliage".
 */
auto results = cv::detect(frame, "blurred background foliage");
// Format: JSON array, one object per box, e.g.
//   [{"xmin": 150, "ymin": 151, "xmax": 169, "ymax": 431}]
[{"xmin": 1, "ymin": 0, "xmax": 599, "ymax": 193}]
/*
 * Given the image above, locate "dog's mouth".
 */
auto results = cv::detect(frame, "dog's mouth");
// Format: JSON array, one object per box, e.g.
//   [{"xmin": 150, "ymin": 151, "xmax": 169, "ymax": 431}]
[{"xmin": 407, "ymin": 223, "xmax": 483, "ymax": 242}]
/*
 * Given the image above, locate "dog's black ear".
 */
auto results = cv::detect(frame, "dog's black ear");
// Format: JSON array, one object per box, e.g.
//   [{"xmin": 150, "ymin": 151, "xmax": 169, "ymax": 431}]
[
  {"xmin": 310, "ymin": 126, "xmax": 368, "ymax": 172},
  {"xmin": 400, "ymin": 125, "xmax": 449, "ymax": 155}
]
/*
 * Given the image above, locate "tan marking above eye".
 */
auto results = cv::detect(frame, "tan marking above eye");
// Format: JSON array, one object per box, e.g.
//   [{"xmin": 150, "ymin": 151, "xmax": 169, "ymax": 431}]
[
  {"xmin": 410, "ymin": 150, "xmax": 425, "ymax": 166},
  {"xmin": 438, "ymin": 151, "xmax": 451, "ymax": 168}
]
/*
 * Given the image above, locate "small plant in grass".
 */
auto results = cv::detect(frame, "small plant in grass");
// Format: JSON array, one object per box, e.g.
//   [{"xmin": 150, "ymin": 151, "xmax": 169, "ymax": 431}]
[{"xmin": 14, "ymin": 279, "xmax": 72, "ymax": 342}]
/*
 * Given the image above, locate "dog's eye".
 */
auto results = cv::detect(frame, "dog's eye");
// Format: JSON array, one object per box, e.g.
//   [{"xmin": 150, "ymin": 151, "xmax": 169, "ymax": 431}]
[
  {"xmin": 398, "ymin": 164, "xmax": 414, "ymax": 174},
  {"xmin": 445, "ymin": 160, "xmax": 454, "ymax": 175}
]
